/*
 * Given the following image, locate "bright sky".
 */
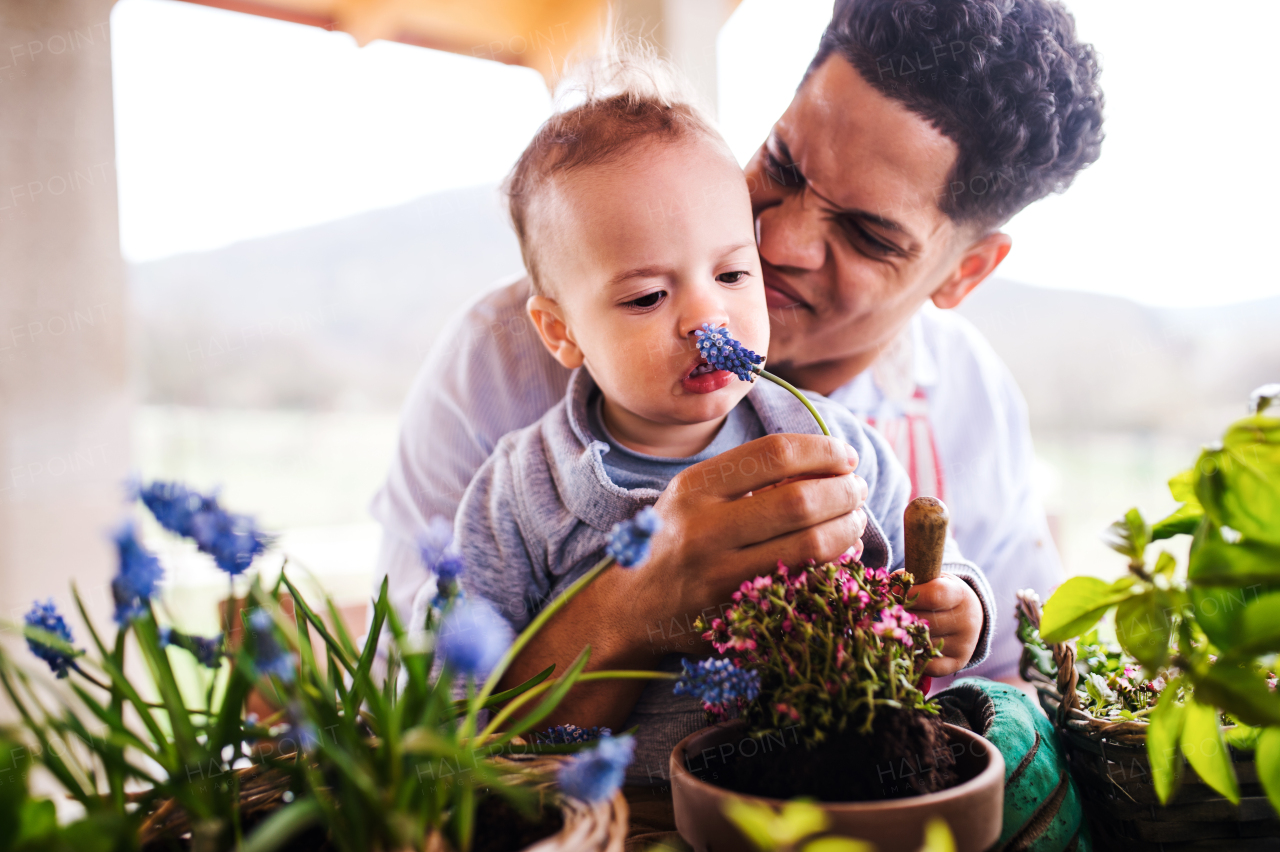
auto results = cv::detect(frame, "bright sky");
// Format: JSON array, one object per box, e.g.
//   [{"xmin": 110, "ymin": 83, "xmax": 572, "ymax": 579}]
[{"xmin": 113, "ymin": 0, "xmax": 1278, "ymax": 307}]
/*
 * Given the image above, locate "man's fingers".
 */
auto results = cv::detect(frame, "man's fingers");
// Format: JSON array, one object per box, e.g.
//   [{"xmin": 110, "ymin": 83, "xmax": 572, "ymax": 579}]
[
  {"xmin": 672, "ymin": 433, "xmax": 858, "ymax": 499},
  {"xmin": 715, "ymin": 472, "xmax": 867, "ymax": 547},
  {"xmin": 736, "ymin": 508, "xmax": 867, "ymax": 572}
]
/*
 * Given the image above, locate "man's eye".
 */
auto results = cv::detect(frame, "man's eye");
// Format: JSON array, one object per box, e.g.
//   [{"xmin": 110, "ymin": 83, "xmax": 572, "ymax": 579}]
[
  {"xmin": 764, "ymin": 149, "xmax": 803, "ymax": 188},
  {"xmin": 624, "ymin": 290, "xmax": 666, "ymax": 309},
  {"xmin": 838, "ymin": 219, "xmax": 901, "ymax": 259},
  {"xmin": 716, "ymin": 271, "xmax": 749, "ymax": 284}
]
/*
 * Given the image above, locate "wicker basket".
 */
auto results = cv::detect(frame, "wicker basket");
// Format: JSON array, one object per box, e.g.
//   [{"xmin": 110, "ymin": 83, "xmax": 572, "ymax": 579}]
[
  {"xmin": 137, "ymin": 753, "xmax": 627, "ymax": 852},
  {"xmin": 1015, "ymin": 591, "xmax": 1280, "ymax": 851}
]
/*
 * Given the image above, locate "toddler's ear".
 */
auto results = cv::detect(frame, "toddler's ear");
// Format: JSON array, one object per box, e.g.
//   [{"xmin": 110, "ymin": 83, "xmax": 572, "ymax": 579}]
[{"xmin": 527, "ymin": 295, "xmax": 585, "ymax": 369}]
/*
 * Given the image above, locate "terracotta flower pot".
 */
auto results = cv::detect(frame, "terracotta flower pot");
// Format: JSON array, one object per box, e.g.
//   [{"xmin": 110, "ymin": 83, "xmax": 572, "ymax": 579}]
[{"xmin": 669, "ymin": 720, "xmax": 1004, "ymax": 852}]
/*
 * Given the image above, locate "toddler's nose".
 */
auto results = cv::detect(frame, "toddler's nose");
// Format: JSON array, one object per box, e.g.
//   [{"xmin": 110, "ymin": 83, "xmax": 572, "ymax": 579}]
[{"xmin": 681, "ymin": 316, "xmax": 731, "ymax": 345}]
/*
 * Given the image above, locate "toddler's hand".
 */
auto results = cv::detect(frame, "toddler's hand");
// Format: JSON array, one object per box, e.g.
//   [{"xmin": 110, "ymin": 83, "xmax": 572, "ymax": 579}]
[{"xmin": 893, "ymin": 571, "xmax": 982, "ymax": 677}]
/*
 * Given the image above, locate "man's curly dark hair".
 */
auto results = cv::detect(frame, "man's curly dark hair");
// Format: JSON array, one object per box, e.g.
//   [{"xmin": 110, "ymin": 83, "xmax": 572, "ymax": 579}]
[{"xmin": 809, "ymin": 0, "xmax": 1104, "ymax": 230}]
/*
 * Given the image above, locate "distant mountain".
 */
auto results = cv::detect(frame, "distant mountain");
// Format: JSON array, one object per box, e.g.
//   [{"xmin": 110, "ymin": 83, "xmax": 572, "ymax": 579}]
[
  {"xmin": 129, "ymin": 185, "xmax": 1278, "ymax": 433},
  {"xmin": 129, "ymin": 185, "xmax": 525, "ymax": 409},
  {"xmin": 957, "ymin": 280, "xmax": 1280, "ymax": 436}
]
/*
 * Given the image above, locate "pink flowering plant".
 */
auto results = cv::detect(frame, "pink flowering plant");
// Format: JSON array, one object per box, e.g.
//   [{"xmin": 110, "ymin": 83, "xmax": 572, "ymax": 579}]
[{"xmin": 693, "ymin": 556, "xmax": 941, "ymax": 747}]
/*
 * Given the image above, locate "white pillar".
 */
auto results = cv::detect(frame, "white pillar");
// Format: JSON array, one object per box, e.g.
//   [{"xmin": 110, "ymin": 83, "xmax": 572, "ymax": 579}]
[
  {"xmin": 618, "ymin": 0, "xmax": 738, "ymax": 118},
  {"xmin": 0, "ymin": 0, "xmax": 130, "ymax": 658}
]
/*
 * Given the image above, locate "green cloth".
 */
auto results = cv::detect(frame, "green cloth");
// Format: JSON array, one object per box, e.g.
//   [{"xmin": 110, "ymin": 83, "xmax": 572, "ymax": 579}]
[{"xmin": 936, "ymin": 678, "xmax": 1090, "ymax": 852}]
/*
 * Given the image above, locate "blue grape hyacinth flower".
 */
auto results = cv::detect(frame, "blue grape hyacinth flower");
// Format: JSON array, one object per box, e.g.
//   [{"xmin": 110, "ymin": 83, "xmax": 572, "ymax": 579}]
[
  {"xmin": 248, "ymin": 609, "xmax": 294, "ymax": 684},
  {"xmin": 606, "ymin": 506, "xmax": 662, "ymax": 568},
  {"xmin": 419, "ymin": 515, "xmax": 466, "ymax": 610},
  {"xmin": 694, "ymin": 323, "xmax": 764, "ymax": 383},
  {"xmin": 418, "ymin": 516, "xmax": 466, "ymax": 582},
  {"xmin": 137, "ymin": 481, "xmax": 270, "ymax": 575},
  {"xmin": 111, "ymin": 523, "xmax": 165, "ymax": 625},
  {"xmin": 557, "ymin": 734, "xmax": 635, "ymax": 803},
  {"xmin": 437, "ymin": 597, "xmax": 512, "ymax": 678},
  {"xmin": 24, "ymin": 600, "xmax": 78, "ymax": 679},
  {"xmin": 673, "ymin": 657, "xmax": 761, "ymax": 709},
  {"xmin": 159, "ymin": 626, "xmax": 224, "ymax": 669},
  {"xmin": 535, "ymin": 724, "xmax": 612, "ymax": 745}
]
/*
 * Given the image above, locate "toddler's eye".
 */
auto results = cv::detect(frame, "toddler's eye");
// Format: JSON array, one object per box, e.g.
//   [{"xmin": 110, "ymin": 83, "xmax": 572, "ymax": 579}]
[
  {"xmin": 716, "ymin": 271, "xmax": 749, "ymax": 284},
  {"xmin": 624, "ymin": 290, "xmax": 666, "ymax": 310}
]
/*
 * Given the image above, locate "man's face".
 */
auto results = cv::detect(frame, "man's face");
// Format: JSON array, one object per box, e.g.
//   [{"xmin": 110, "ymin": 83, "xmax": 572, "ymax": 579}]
[{"xmin": 745, "ymin": 55, "xmax": 968, "ymax": 375}]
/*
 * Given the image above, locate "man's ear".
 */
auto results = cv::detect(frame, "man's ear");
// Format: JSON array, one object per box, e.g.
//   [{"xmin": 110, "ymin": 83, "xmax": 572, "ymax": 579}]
[
  {"xmin": 527, "ymin": 294, "xmax": 585, "ymax": 369},
  {"xmin": 931, "ymin": 231, "xmax": 1013, "ymax": 310}
]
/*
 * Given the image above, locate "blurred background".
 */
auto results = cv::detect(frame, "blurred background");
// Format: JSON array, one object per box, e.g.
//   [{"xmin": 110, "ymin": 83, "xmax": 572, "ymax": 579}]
[{"xmin": 2, "ymin": 0, "xmax": 1277, "ymax": 638}]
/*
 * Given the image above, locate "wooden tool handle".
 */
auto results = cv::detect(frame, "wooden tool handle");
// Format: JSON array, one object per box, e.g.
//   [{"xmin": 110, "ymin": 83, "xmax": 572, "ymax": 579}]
[{"xmin": 904, "ymin": 496, "xmax": 949, "ymax": 584}]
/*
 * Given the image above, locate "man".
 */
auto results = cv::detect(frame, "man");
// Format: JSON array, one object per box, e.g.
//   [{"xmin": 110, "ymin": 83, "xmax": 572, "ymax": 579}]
[{"xmin": 372, "ymin": 0, "xmax": 1102, "ymax": 715}]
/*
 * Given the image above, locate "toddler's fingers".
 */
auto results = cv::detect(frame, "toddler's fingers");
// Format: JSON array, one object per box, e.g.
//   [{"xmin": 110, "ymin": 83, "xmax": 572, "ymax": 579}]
[{"xmin": 892, "ymin": 572, "xmax": 969, "ymax": 611}]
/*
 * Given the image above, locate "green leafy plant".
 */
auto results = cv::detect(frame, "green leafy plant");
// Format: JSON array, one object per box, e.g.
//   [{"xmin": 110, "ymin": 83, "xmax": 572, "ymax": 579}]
[
  {"xmin": 721, "ymin": 798, "xmax": 955, "ymax": 852},
  {"xmin": 1, "ymin": 483, "xmax": 669, "ymax": 852},
  {"xmin": 1037, "ymin": 386, "xmax": 1280, "ymax": 810}
]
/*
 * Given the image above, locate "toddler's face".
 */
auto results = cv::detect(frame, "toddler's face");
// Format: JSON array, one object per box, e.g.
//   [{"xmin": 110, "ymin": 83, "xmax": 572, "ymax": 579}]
[{"xmin": 530, "ymin": 134, "xmax": 769, "ymax": 432}]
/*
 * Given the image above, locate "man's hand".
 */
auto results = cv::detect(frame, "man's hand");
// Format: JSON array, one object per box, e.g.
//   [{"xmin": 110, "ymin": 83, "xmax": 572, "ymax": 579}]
[
  {"xmin": 638, "ymin": 433, "xmax": 869, "ymax": 627},
  {"xmin": 897, "ymin": 572, "xmax": 982, "ymax": 677},
  {"xmin": 493, "ymin": 433, "xmax": 869, "ymax": 732}
]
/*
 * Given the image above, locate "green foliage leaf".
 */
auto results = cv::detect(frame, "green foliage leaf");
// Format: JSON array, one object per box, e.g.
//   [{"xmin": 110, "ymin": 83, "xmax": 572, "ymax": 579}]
[
  {"xmin": 1180, "ymin": 697, "xmax": 1240, "ymax": 804},
  {"xmin": 1188, "ymin": 524, "xmax": 1280, "ymax": 586},
  {"xmin": 1195, "ymin": 416, "xmax": 1280, "ymax": 548},
  {"xmin": 1169, "ymin": 468, "xmax": 1199, "ymax": 504},
  {"xmin": 13, "ymin": 799, "xmax": 58, "ymax": 847},
  {"xmin": 1103, "ymin": 508, "xmax": 1151, "ymax": 561},
  {"xmin": 1152, "ymin": 505, "xmax": 1203, "ymax": 541},
  {"xmin": 918, "ymin": 818, "xmax": 957, "ymax": 852},
  {"xmin": 1041, "ymin": 576, "xmax": 1137, "ymax": 643},
  {"xmin": 1152, "ymin": 551, "xmax": 1178, "ymax": 578},
  {"xmin": 1191, "ymin": 661, "xmax": 1280, "ymax": 727},
  {"xmin": 1085, "ymin": 673, "xmax": 1117, "ymax": 707},
  {"xmin": 1224, "ymin": 722, "xmax": 1262, "ymax": 751},
  {"xmin": 1115, "ymin": 590, "xmax": 1173, "ymax": 668},
  {"xmin": 1256, "ymin": 727, "xmax": 1280, "ymax": 818},
  {"xmin": 1147, "ymin": 681, "xmax": 1187, "ymax": 804},
  {"xmin": 1153, "ymin": 469, "xmax": 1204, "ymax": 541},
  {"xmin": 1190, "ymin": 585, "xmax": 1280, "ymax": 656},
  {"xmin": 803, "ymin": 839, "xmax": 875, "ymax": 852},
  {"xmin": 723, "ymin": 798, "xmax": 831, "ymax": 850}
]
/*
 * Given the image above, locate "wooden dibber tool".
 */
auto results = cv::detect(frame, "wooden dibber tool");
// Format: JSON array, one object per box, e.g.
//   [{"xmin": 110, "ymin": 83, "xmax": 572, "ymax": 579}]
[{"xmin": 903, "ymin": 496, "xmax": 949, "ymax": 584}]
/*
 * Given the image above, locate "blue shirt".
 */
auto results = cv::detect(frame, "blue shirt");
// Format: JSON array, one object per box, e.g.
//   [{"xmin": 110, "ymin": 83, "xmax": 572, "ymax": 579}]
[{"xmin": 585, "ymin": 391, "xmax": 767, "ymax": 491}]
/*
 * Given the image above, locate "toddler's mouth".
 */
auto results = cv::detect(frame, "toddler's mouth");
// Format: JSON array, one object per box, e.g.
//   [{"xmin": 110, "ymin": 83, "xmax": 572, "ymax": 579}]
[
  {"xmin": 687, "ymin": 359, "xmax": 717, "ymax": 378},
  {"xmin": 682, "ymin": 357, "xmax": 734, "ymax": 394}
]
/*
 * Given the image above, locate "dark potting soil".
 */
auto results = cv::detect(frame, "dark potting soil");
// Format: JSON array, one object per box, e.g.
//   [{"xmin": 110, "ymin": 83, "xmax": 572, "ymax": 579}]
[
  {"xmin": 472, "ymin": 795, "xmax": 565, "ymax": 852},
  {"xmin": 699, "ymin": 708, "xmax": 958, "ymax": 802}
]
